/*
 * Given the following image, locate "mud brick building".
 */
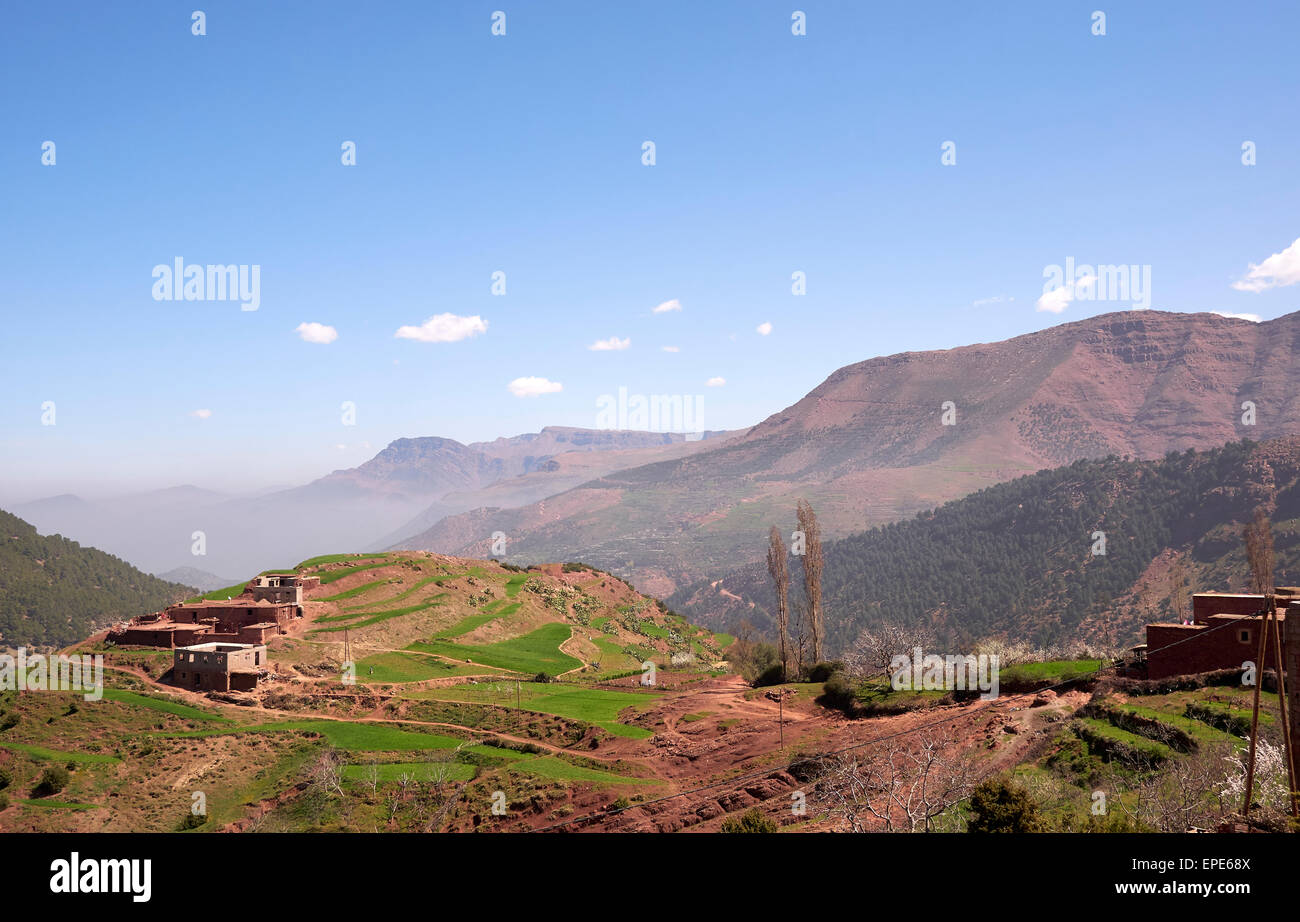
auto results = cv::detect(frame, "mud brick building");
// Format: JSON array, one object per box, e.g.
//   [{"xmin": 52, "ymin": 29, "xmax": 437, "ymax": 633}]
[
  {"xmin": 172, "ymin": 642, "xmax": 267, "ymax": 692},
  {"xmin": 247, "ymin": 573, "xmax": 320, "ymax": 607},
  {"xmin": 1143, "ymin": 590, "xmax": 1295, "ymax": 680},
  {"xmin": 108, "ymin": 598, "xmax": 298, "ymax": 648}
]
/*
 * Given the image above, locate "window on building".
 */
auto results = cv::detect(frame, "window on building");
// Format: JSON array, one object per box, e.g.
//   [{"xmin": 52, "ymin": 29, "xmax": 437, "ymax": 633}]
[{"xmin": 1239, "ymin": 629, "xmax": 1251, "ymax": 643}]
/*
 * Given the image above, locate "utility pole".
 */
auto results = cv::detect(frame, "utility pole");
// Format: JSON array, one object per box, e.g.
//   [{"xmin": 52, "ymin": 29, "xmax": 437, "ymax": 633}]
[{"xmin": 779, "ymin": 693, "xmax": 784, "ymax": 751}]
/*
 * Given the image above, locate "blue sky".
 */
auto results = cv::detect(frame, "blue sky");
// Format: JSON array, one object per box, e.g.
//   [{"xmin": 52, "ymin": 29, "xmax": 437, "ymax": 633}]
[{"xmin": 2, "ymin": 0, "xmax": 1298, "ymax": 499}]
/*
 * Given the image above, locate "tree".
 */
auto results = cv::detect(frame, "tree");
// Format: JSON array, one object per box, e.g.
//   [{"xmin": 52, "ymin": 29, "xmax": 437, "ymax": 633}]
[
  {"xmin": 813, "ymin": 731, "xmax": 974, "ymax": 832},
  {"xmin": 1168, "ymin": 557, "xmax": 1189, "ymax": 623},
  {"xmin": 844, "ymin": 617, "xmax": 936, "ymax": 679},
  {"xmin": 1244, "ymin": 507, "xmax": 1274, "ymax": 596},
  {"xmin": 966, "ymin": 778, "xmax": 1044, "ymax": 833},
  {"xmin": 766, "ymin": 526, "xmax": 791, "ymax": 680},
  {"xmin": 796, "ymin": 499, "xmax": 824, "ymax": 663}
]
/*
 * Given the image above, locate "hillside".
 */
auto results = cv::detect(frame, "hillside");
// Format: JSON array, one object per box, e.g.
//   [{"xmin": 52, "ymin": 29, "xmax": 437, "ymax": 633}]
[
  {"xmin": 0, "ymin": 509, "xmax": 194, "ymax": 649},
  {"xmin": 396, "ymin": 310, "xmax": 1300, "ymax": 598},
  {"xmin": 3, "ymin": 547, "xmax": 1285, "ymax": 835},
  {"xmin": 670, "ymin": 438, "xmax": 1300, "ymax": 652}
]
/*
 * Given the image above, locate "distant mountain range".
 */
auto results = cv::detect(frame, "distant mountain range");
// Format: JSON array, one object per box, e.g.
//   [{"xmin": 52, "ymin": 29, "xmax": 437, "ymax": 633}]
[
  {"xmin": 669, "ymin": 437, "xmax": 1300, "ymax": 652},
  {"xmin": 0, "ymin": 509, "xmax": 193, "ymax": 648},
  {"xmin": 395, "ymin": 310, "xmax": 1300, "ymax": 598},
  {"xmin": 11, "ymin": 427, "xmax": 730, "ymax": 580}
]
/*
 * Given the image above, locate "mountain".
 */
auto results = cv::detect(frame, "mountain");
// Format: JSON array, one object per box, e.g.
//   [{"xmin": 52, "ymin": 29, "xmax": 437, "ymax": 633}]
[
  {"xmin": 0, "ymin": 509, "xmax": 193, "ymax": 648},
  {"xmin": 11, "ymin": 427, "xmax": 723, "ymax": 580},
  {"xmin": 670, "ymin": 437, "xmax": 1300, "ymax": 652},
  {"xmin": 396, "ymin": 310, "xmax": 1300, "ymax": 597},
  {"xmin": 153, "ymin": 566, "xmax": 237, "ymax": 593}
]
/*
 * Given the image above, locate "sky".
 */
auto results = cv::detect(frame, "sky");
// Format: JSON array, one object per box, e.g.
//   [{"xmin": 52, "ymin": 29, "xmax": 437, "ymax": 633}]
[{"xmin": 2, "ymin": 0, "xmax": 1299, "ymax": 500}]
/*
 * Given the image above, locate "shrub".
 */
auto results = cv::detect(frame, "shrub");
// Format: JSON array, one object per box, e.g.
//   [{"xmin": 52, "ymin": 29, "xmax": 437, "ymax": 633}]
[
  {"xmin": 754, "ymin": 663, "xmax": 786, "ymax": 688},
  {"xmin": 803, "ymin": 661, "xmax": 845, "ymax": 683},
  {"xmin": 966, "ymin": 778, "xmax": 1045, "ymax": 833},
  {"xmin": 31, "ymin": 765, "xmax": 70, "ymax": 798},
  {"xmin": 721, "ymin": 807, "xmax": 778, "ymax": 833},
  {"xmin": 178, "ymin": 813, "xmax": 207, "ymax": 831},
  {"xmin": 0, "ymin": 767, "xmax": 11, "ymax": 791},
  {"xmin": 819, "ymin": 672, "xmax": 859, "ymax": 713},
  {"xmin": 0, "ymin": 712, "xmax": 19, "ymax": 731}
]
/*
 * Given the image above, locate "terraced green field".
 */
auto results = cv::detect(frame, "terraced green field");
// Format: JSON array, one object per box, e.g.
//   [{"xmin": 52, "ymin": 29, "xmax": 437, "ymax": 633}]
[
  {"xmin": 411, "ymin": 623, "xmax": 581, "ymax": 675},
  {"xmin": 426, "ymin": 682, "xmax": 657, "ymax": 739}
]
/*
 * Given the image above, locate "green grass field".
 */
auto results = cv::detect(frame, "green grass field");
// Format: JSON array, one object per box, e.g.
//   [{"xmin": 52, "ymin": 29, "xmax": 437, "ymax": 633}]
[
  {"xmin": 411, "ymin": 623, "xmax": 582, "ymax": 675},
  {"xmin": 0, "ymin": 742, "xmax": 121, "ymax": 763},
  {"xmin": 341, "ymin": 761, "xmax": 477, "ymax": 783},
  {"xmin": 100, "ymin": 688, "xmax": 229, "ymax": 722},
  {"xmin": 427, "ymin": 682, "xmax": 656, "ymax": 739}
]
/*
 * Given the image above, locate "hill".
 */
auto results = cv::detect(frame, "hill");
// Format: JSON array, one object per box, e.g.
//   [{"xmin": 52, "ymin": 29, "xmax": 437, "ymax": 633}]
[
  {"xmin": 670, "ymin": 438, "xmax": 1300, "ymax": 652},
  {"xmin": 396, "ymin": 309, "xmax": 1300, "ymax": 597},
  {"xmin": 0, "ymin": 509, "xmax": 194, "ymax": 649}
]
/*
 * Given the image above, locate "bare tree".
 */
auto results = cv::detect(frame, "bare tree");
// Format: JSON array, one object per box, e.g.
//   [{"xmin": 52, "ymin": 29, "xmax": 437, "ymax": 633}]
[
  {"xmin": 844, "ymin": 617, "xmax": 936, "ymax": 680},
  {"xmin": 813, "ymin": 731, "xmax": 975, "ymax": 832},
  {"xmin": 796, "ymin": 499, "xmax": 825, "ymax": 663},
  {"xmin": 1244, "ymin": 506, "xmax": 1275, "ymax": 597},
  {"xmin": 1168, "ymin": 557, "xmax": 1189, "ymax": 623},
  {"xmin": 766, "ymin": 526, "xmax": 791, "ymax": 679}
]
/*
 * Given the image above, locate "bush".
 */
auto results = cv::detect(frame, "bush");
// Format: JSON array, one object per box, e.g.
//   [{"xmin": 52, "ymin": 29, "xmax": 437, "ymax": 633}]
[
  {"xmin": 754, "ymin": 663, "xmax": 786, "ymax": 688},
  {"xmin": 819, "ymin": 672, "xmax": 858, "ymax": 713},
  {"xmin": 533, "ymin": 672, "xmax": 555, "ymax": 684},
  {"xmin": 966, "ymin": 778, "xmax": 1044, "ymax": 833},
  {"xmin": 177, "ymin": 812, "xmax": 207, "ymax": 831},
  {"xmin": 803, "ymin": 661, "xmax": 844, "ymax": 683},
  {"xmin": 31, "ymin": 764, "xmax": 70, "ymax": 798},
  {"xmin": 0, "ymin": 712, "xmax": 19, "ymax": 731},
  {"xmin": 0, "ymin": 767, "xmax": 11, "ymax": 791},
  {"xmin": 721, "ymin": 807, "xmax": 778, "ymax": 833},
  {"xmin": 0, "ymin": 792, "xmax": 8, "ymax": 811}
]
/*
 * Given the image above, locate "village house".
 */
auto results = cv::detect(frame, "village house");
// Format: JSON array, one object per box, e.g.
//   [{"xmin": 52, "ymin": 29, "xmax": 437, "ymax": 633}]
[
  {"xmin": 1142, "ymin": 590, "xmax": 1295, "ymax": 680},
  {"xmin": 171, "ymin": 641, "xmax": 267, "ymax": 692}
]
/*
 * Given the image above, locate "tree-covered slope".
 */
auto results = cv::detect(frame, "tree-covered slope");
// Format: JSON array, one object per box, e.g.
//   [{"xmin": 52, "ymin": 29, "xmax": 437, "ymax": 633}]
[
  {"xmin": 0, "ymin": 508, "xmax": 193, "ymax": 648},
  {"xmin": 671, "ymin": 439, "xmax": 1300, "ymax": 651}
]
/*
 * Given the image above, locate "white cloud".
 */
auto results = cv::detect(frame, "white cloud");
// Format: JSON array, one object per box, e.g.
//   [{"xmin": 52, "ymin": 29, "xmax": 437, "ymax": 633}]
[
  {"xmin": 295, "ymin": 321, "xmax": 338, "ymax": 344},
  {"xmin": 395, "ymin": 313, "xmax": 488, "ymax": 343},
  {"xmin": 756, "ymin": 321, "xmax": 772, "ymax": 336},
  {"xmin": 1233, "ymin": 237, "xmax": 1300, "ymax": 293},
  {"xmin": 588, "ymin": 336, "xmax": 631, "ymax": 351},
  {"xmin": 190, "ymin": 409, "xmax": 212, "ymax": 419},
  {"xmin": 508, "ymin": 376, "xmax": 563, "ymax": 397},
  {"xmin": 972, "ymin": 295, "xmax": 1014, "ymax": 308},
  {"xmin": 1035, "ymin": 274, "xmax": 1096, "ymax": 314},
  {"xmin": 705, "ymin": 376, "xmax": 726, "ymax": 387},
  {"xmin": 661, "ymin": 345, "xmax": 680, "ymax": 353},
  {"xmin": 1213, "ymin": 311, "xmax": 1262, "ymax": 322},
  {"xmin": 652, "ymin": 298, "xmax": 682, "ymax": 314}
]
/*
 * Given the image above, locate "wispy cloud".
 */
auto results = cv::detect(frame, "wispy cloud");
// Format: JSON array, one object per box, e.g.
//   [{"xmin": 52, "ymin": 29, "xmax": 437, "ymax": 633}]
[
  {"xmin": 295, "ymin": 321, "xmax": 338, "ymax": 344},
  {"xmin": 972, "ymin": 295, "xmax": 1014, "ymax": 308},
  {"xmin": 1232, "ymin": 236, "xmax": 1300, "ymax": 293},
  {"xmin": 1213, "ymin": 311, "xmax": 1262, "ymax": 322},
  {"xmin": 661, "ymin": 345, "xmax": 680, "ymax": 353},
  {"xmin": 395, "ymin": 313, "xmax": 488, "ymax": 343},
  {"xmin": 588, "ymin": 336, "xmax": 631, "ymax": 351},
  {"xmin": 1036, "ymin": 275, "xmax": 1096, "ymax": 314},
  {"xmin": 190, "ymin": 409, "xmax": 212, "ymax": 419},
  {"xmin": 508, "ymin": 376, "xmax": 563, "ymax": 397},
  {"xmin": 652, "ymin": 298, "xmax": 682, "ymax": 314},
  {"xmin": 756, "ymin": 321, "xmax": 772, "ymax": 336},
  {"xmin": 705, "ymin": 376, "xmax": 726, "ymax": 387}
]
